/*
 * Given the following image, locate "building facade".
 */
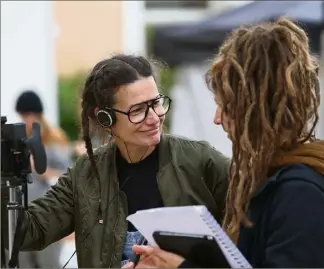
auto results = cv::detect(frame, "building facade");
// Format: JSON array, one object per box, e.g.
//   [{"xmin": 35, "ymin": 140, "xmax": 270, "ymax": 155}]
[
  {"xmin": 55, "ymin": 1, "xmax": 146, "ymax": 76},
  {"xmin": 54, "ymin": 0, "xmax": 251, "ymax": 75}
]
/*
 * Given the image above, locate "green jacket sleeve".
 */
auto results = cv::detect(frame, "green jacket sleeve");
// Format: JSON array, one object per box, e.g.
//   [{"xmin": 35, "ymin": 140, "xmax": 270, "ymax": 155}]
[
  {"xmin": 1, "ymin": 166, "xmax": 75, "ymax": 252},
  {"xmin": 202, "ymin": 142, "xmax": 230, "ymax": 223},
  {"xmin": 20, "ymin": 167, "xmax": 75, "ymax": 251}
]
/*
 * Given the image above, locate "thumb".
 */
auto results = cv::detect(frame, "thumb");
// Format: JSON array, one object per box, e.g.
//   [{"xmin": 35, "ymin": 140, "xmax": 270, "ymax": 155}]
[
  {"xmin": 122, "ymin": 262, "xmax": 134, "ymax": 268},
  {"xmin": 132, "ymin": 245, "xmax": 155, "ymax": 256}
]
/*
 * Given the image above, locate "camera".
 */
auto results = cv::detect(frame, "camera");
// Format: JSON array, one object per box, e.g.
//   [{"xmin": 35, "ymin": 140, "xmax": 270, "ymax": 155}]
[
  {"xmin": 1, "ymin": 115, "xmax": 47, "ymax": 268},
  {"xmin": 1, "ymin": 116, "xmax": 47, "ymax": 182},
  {"xmin": 1, "ymin": 116, "xmax": 32, "ymax": 184}
]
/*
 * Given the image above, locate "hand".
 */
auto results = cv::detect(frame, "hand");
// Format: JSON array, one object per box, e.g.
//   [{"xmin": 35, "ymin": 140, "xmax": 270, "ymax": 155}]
[
  {"xmin": 121, "ymin": 255, "xmax": 157, "ymax": 268},
  {"xmin": 131, "ymin": 245, "xmax": 185, "ymax": 268}
]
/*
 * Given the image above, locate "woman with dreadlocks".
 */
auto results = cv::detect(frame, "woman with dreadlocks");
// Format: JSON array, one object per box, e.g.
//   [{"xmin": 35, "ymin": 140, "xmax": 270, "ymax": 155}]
[
  {"xmin": 1, "ymin": 54, "xmax": 230, "ymax": 268},
  {"xmin": 124, "ymin": 18, "xmax": 324, "ymax": 268}
]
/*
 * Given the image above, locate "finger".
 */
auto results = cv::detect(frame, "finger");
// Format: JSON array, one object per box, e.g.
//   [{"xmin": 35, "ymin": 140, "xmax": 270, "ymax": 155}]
[
  {"xmin": 135, "ymin": 258, "xmax": 156, "ymax": 268},
  {"xmin": 150, "ymin": 254, "xmax": 165, "ymax": 267},
  {"xmin": 149, "ymin": 248, "xmax": 184, "ymax": 265},
  {"xmin": 121, "ymin": 262, "xmax": 134, "ymax": 268},
  {"xmin": 146, "ymin": 248, "xmax": 171, "ymax": 260},
  {"xmin": 138, "ymin": 255, "xmax": 163, "ymax": 268},
  {"xmin": 132, "ymin": 245, "xmax": 155, "ymax": 256}
]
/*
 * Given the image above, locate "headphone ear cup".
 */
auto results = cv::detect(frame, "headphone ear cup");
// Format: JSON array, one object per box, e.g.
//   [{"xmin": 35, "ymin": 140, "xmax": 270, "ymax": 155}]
[{"xmin": 96, "ymin": 109, "xmax": 116, "ymax": 127}]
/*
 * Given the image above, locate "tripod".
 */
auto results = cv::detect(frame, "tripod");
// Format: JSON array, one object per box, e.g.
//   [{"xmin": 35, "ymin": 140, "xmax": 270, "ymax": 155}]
[
  {"xmin": 2, "ymin": 175, "xmax": 30, "ymax": 268},
  {"xmin": 1, "ymin": 117, "xmax": 47, "ymax": 268}
]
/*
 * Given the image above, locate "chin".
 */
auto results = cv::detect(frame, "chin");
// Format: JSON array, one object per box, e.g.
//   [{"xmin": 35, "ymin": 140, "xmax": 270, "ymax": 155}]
[{"xmin": 139, "ymin": 131, "xmax": 161, "ymax": 147}]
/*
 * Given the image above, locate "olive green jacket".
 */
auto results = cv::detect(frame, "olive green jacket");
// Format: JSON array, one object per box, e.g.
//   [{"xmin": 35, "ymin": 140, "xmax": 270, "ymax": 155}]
[{"xmin": 19, "ymin": 134, "xmax": 229, "ymax": 267}]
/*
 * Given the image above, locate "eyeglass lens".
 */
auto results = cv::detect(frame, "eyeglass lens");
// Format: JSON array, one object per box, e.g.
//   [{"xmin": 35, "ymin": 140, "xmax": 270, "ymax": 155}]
[{"xmin": 128, "ymin": 96, "xmax": 170, "ymax": 123}]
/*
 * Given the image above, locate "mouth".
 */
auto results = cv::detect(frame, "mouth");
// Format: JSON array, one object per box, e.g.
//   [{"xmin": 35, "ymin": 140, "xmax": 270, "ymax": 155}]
[{"xmin": 141, "ymin": 127, "xmax": 160, "ymax": 134}]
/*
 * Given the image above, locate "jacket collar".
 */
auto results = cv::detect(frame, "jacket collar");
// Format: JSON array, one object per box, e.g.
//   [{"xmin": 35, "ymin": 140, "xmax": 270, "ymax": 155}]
[
  {"xmin": 101, "ymin": 134, "xmax": 173, "ymax": 169},
  {"xmin": 252, "ymin": 163, "xmax": 324, "ymax": 200},
  {"xmin": 97, "ymin": 133, "xmax": 173, "ymax": 190},
  {"xmin": 251, "ymin": 168, "xmax": 284, "ymax": 199},
  {"xmin": 98, "ymin": 134, "xmax": 172, "ymax": 165},
  {"xmin": 158, "ymin": 134, "xmax": 173, "ymax": 170}
]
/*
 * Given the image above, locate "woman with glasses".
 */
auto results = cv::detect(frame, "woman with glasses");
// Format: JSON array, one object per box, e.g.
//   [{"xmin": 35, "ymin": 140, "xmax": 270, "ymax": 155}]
[{"xmin": 2, "ymin": 54, "xmax": 230, "ymax": 268}]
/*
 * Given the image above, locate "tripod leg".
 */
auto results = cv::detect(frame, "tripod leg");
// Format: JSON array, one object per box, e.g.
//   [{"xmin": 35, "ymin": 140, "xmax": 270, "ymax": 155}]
[
  {"xmin": 8, "ymin": 186, "xmax": 25, "ymax": 269},
  {"xmin": 8, "ymin": 208, "xmax": 24, "ymax": 268}
]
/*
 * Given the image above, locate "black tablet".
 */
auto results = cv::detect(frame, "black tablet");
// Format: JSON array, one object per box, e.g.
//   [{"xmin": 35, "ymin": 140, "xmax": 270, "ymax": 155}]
[{"xmin": 153, "ymin": 231, "xmax": 230, "ymax": 268}]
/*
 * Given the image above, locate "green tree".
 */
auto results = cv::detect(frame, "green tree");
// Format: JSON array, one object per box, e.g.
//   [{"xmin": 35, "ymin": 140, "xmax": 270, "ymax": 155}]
[{"xmin": 58, "ymin": 73, "xmax": 85, "ymax": 141}]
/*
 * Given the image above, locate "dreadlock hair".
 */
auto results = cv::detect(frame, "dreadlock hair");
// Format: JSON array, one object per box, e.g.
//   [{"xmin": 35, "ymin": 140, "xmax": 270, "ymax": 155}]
[
  {"xmin": 81, "ymin": 54, "xmax": 155, "ymax": 180},
  {"xmin": 205, "ymin": 18, "xmax": 320, "ymax": 242}
]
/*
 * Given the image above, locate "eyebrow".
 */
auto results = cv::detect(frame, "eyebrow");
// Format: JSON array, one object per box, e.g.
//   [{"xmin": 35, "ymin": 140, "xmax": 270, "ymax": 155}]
[{"xmin": 130, "ymin": 94, "xmax": 161, "ymax": 107}]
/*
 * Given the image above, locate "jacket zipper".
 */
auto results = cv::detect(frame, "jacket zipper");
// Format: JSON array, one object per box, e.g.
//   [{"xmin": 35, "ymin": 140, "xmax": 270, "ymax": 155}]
[
  {"xmin": 117, "ymin": 191, "xmax": 127, "ymax": 267},
  {"xmin": 107, "ymin": 192, "xmax": 120, "ymax": 267},
  {"xmin": 108, "ymin": 190, "xmax": 129, "ymax": 268}
]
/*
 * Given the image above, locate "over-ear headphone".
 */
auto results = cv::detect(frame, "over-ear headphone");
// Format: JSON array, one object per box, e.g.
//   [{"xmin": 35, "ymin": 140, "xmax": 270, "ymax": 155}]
[{"xmin": 95, "ymin": 108, "xmax": 116, "ymax": 128}]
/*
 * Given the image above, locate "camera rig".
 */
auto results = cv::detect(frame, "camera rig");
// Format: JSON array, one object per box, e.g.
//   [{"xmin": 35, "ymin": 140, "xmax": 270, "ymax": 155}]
[{"xmin": 1, "ymin": 116, "xmax": 47, "ymax": 268}]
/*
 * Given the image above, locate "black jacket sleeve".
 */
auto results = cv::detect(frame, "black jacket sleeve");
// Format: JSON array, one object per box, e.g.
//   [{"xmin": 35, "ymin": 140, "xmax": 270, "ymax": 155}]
[{"xmin": 264, "ymin": 179, "xmax": 324, "ymax": 267}]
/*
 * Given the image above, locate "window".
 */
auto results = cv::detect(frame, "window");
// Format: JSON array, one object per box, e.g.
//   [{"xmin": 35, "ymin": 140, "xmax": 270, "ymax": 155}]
[{"xmin": 145, "ymin": 0, "xmax": 208, "ymax": 9}]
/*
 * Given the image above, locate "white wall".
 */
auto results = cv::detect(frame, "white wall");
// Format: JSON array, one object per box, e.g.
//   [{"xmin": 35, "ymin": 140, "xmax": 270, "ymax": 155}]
[
  {"xmin": 122, "ymin": 0, "xmax": 146, "ymax": 55},
  {"xmin": 1, "ymin": 1, "xmax": 57, "ymax": 125},
  {"xmin": 170, "ymin": 64, "xmax": 233, "ymax": 158}
]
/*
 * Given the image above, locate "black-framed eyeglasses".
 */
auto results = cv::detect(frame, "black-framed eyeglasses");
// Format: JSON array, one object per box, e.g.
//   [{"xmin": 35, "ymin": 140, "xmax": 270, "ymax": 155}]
[{"xmin": 109, "ymin": 94, "xmax": 172, "ymax": 124}]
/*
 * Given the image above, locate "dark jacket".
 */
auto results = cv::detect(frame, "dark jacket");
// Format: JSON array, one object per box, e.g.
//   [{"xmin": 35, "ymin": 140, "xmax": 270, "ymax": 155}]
[
  {"xmin": 179, "ymin": 163, "xmax": 324, "ymax": 268},
  {"xmin": 238, "ymin": 163, "xmax": 324, "ymax": 267},
  {"xmin": 2, "ymin": 134, "xmax": 229, "ymax": 268}
]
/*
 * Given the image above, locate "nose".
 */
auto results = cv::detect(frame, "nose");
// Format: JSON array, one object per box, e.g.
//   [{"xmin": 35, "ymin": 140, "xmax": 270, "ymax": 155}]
[
  {"xmin": 213, "ymin": 106, "xmax": 222, "ymax": 125},
  {"xmin": 145, "ymin": 107, "xmax": 160, "ymax": 124}
]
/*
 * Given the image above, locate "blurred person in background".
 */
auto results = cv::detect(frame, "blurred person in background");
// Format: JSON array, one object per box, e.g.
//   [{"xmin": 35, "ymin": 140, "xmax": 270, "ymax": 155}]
[
  {"xmin": 2, "ymin": 55, "xmax": 230, "ymax": 268},
  {"xmin": 15, "ymin": 90, "xmax": 72, "ymax": 268},
  {"xmin": 124, "ymin": 18, "xmax": 324, "ymax": 268}
]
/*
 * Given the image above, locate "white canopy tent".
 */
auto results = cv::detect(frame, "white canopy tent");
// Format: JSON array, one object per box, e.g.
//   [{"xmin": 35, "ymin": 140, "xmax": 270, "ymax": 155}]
[
  {"xmin": 170, "ymin": 64, "xmax": 233, "ymax": 158},
  {"xmin": 170, "ymin": 49, "xmax": 324, "ymax": 158}
]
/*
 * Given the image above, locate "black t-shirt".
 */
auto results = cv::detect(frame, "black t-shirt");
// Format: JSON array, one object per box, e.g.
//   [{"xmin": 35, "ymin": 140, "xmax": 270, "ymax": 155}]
[{"xmin": 116, "ymin": 147, "xmax": 164, "ymax": 231}]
